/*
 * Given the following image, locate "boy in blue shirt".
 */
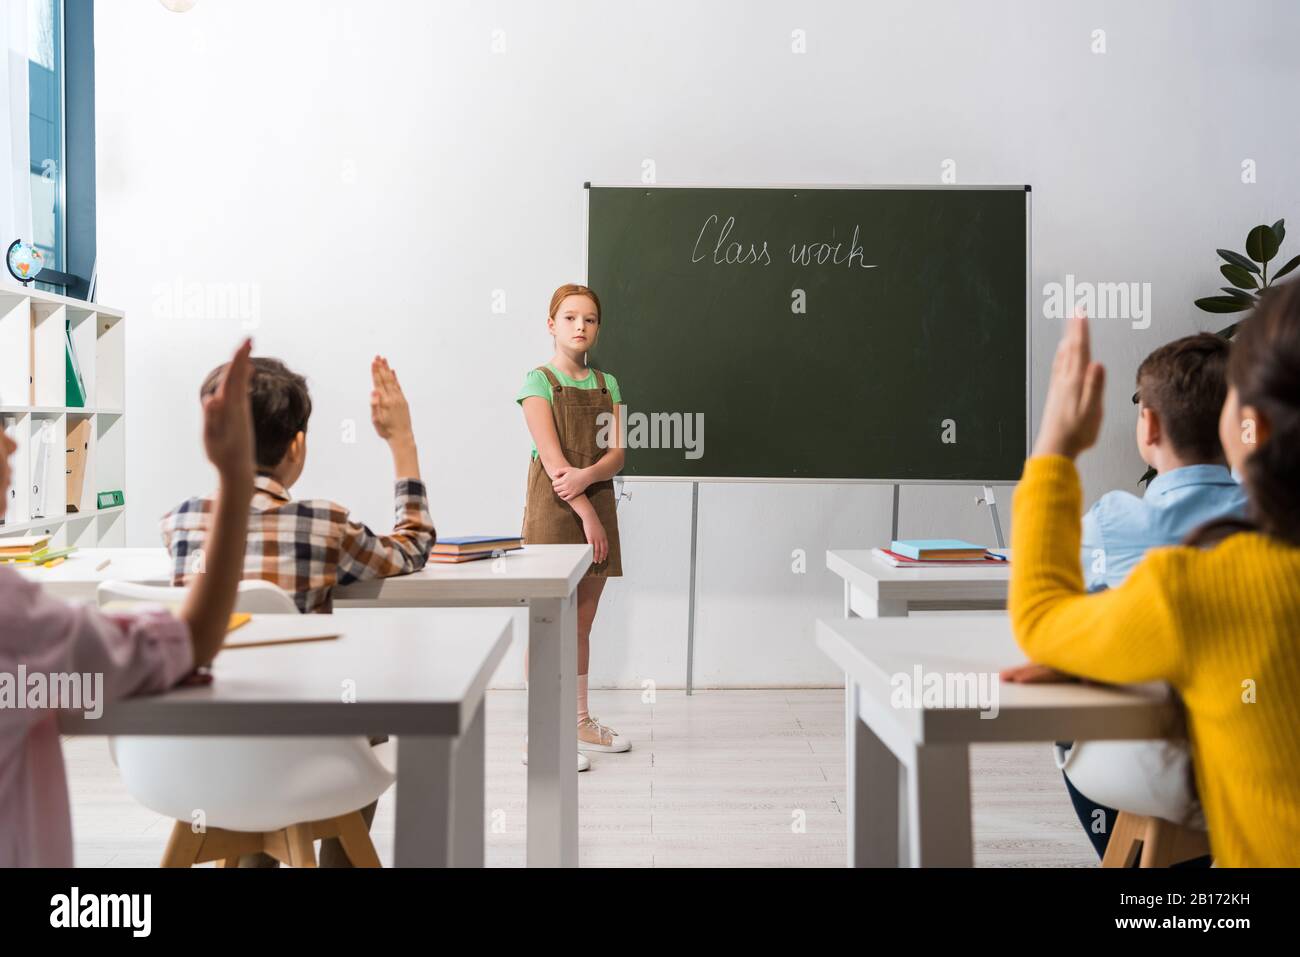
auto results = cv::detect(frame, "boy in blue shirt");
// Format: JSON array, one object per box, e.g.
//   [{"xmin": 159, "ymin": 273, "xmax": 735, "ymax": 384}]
[{"xmin": 1080, "ymin": 332, "xmax": 1247, "ymax": 591}]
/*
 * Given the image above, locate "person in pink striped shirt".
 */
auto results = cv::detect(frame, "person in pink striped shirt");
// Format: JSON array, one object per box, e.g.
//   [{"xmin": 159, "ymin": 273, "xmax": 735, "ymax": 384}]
[{"xmin": 0, "ymin": 340, "xmax": 256, "ymax": 867}]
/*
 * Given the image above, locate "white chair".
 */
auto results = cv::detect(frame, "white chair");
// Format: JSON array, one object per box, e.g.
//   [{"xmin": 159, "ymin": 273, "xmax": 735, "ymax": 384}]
[
  {"xmin": 98, "ymin": 578, "xmax": 304, "ymax": 614},
  {"xmin": 97, "ymin": 580, "xmax": 393, "ymax": 868},
  {"xmin": 1060, "ymin": 736, "xmax": 1211, "ymax": 868}
]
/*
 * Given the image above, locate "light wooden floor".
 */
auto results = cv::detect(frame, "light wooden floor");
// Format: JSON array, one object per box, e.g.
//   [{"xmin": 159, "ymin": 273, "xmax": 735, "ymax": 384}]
[{"xmin": 64, "ymin": 689, "xmax": 1098, "ymax": 867}]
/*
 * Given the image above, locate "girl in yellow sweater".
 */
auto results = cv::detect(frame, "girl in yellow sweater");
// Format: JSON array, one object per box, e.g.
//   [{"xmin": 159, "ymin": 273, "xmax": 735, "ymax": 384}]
[{"xmin": 1011, "ymin": 283, "xmax": 1300, "ymax": 867}]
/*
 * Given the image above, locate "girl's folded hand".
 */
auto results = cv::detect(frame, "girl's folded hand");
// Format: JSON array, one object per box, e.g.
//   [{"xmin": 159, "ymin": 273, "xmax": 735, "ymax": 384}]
[{"xmin": 552, "ymin": 466, "xmax": 590, "ymax": 501}]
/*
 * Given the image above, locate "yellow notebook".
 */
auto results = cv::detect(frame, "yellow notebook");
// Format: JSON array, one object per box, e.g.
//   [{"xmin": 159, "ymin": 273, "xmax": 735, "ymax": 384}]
[
  {"xmin": 99, "ymin": 602, "xmax": 339, "ymax": 650},
  {"xmin": 102, "ymin": 603, "xmax": 253, "ymax": 634}
]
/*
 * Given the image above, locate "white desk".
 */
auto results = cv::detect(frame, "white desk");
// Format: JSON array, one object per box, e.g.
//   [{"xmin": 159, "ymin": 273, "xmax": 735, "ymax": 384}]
[
  {"xmin": 816, "ymin": 615, "xmax": 1181, "ymax": 867},
  {"xmin": 26, "ymin": 543, "xmax": 592, "ymax": 868},
  {"xmin": 825, "ymin": 548, "xmax": 1013, "ymax": 861},
  {"xmin": 826, "ymin": 548, "xmax": 1010, "ymax": 619},
  {"xmin": 21, "ymin": 547, "xmax": 171, "ymax": 598},
  {"xmin": 59, "ymin": 609, "xmax": 511, "ymax": 868}
]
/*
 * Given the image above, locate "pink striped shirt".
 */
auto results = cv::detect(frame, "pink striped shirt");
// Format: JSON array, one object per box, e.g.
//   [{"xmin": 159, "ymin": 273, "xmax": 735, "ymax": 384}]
[{"xmin": 0, "ymin": 565, "xmax": 193, "ymax": 867}]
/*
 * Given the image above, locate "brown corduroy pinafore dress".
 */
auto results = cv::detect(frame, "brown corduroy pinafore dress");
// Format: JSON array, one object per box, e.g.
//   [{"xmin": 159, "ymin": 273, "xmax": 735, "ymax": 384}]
[{"xmin": 522, "ymin": 366, "xmax": 622, "ymax": 578}]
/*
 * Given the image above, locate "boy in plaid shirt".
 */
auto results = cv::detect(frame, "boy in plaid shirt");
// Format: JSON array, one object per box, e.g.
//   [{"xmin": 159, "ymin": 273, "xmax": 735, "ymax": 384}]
[{"xmin": 162, "ymin": 355, "xmax": 435, "ymax": 614}]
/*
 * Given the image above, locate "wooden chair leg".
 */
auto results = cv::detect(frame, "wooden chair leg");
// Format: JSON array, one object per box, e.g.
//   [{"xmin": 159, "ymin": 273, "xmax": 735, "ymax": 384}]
[
  {"xmin": 160, "ymin": 820, "xmax": 204, "ymax": 868},
  {"xmin": 166, "ymin": 817, "xmax": 379, "ymax": 869},
  {"xmin": 286, "ymin": 824, "xmax": 317, "ymax": 868},
  {"xmin": 263, "ymin": 829, "xmax": 291, "ymax": 866},
  {"xmin": 333, "ymin": 811, "xmax": 382, "ymax": 868},
  {"xmin": 1140, "ymin": 817, "xmax": 1211, "ymax": 867},
  {"xmin": 1104, "ymin": 812, "xmax": 1212, "ymax": 868},
  {"xmin": 1101, "ymin": 812, "xmax": 1145, "ymax": 868}
]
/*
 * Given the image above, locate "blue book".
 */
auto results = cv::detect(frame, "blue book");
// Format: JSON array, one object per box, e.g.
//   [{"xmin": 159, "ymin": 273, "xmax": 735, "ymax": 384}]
[
  {"xmin": 431, "ymin": 535, "xmax": 523, "ymax": 556},
  {"xmin": 890, "ymin": 539, "xmax": 987, "ymax": 561},
  {"xmin": 437, "ymin": 535, "xmax": 519, "ymax": 546}
]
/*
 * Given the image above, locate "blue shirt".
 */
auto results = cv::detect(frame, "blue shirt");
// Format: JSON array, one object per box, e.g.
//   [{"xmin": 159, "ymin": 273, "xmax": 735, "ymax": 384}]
[{"xmin": 1080, "ymin": 464, "xmax": 1247, "ymax": 591}]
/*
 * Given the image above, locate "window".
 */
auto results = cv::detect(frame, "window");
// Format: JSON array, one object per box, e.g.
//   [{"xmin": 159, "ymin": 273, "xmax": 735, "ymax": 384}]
[
  {"xmin": 8, "ymin": 0, "xmax": 94, "ymax": 300},
  {"xmin": 28, "ymin": 0, "xmax": 66, "ymax": 285}
]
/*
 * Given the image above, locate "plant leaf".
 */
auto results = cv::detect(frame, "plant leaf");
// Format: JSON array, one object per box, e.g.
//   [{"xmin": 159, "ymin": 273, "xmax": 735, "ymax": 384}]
[
  {"xmin": 1216, "ymin": 323, "xmax": 1239, "ymax": 339},
  {"xmin": 1272, "ymin": 219, "xmax": 1286, "ymax": 246},
  {"xmin": 1195, "ymin": 295, "xmax": 1252, "ymax": 313},
  {"xmin": 1220, "ymin": 264, "xmax": 1259, "ymax": 289},
  {"xmin": 1218, "ymin": 248, "xmax": 1261, "ymax": 274},
  {"xmin": 1138, "ymin": 465, "xmax": 1157, "ymax": 488},
  {"xmin": 1246, "ymin": 224, "xmax": 1280, "ymax": 264},
  {"xmin": 1219, "ymin": 286, "xmax": 1258, "ymax": 304},
  {"xmin": 1273, "ymin": 253, "xmax": 1300, "ymax": 281}
]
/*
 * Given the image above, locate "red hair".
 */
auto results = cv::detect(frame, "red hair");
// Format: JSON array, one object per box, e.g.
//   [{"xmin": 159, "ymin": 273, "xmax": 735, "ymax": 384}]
[{"xmin": 548, "ymin": 283, "xmax": 601, "ymax": 322}]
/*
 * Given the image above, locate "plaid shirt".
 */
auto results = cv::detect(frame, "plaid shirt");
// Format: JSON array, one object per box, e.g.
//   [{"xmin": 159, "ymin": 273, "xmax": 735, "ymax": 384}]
[{"xmin": 160, "ymin": 475, "xmax": 435, "ymax": 613}]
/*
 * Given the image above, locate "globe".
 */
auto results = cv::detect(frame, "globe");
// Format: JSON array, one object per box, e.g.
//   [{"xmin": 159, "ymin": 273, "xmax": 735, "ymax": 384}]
[{"xmin": 6, "ymin": 241, "xmax": 44, "ymax": 285}]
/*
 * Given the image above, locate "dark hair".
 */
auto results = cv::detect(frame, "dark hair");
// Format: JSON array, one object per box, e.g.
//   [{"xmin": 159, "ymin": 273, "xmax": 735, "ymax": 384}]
[
  {"xmin": 1135, "ymin": 332, "xmax": 1230, "ymax": 463},
  {"xmin": 200, "ymin": 357, "xmax": 312, "ymax": 471},
  {"xmin": 1186, "ymin": 280, "xmax": 1300, "ymax": 547}
]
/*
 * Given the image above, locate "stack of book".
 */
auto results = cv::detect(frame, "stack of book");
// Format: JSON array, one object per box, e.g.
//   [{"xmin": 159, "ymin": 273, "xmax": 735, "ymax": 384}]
[
  {"xmin": 429, "ymin": 535, "xmax": 523, "ymax": 564},
  {"xmin": 872, "ymin": 539, "xmax": 1008, "ymax": 568},
  {"xmin": 0, "ymin": 535, "xmax": 77, "ymax": 566}
]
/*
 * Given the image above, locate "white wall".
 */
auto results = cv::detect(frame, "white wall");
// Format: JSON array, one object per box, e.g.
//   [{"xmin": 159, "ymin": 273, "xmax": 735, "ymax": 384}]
[{"xmin": 95, "ymin": 0, "xmax": 1300, "ymax": 688}]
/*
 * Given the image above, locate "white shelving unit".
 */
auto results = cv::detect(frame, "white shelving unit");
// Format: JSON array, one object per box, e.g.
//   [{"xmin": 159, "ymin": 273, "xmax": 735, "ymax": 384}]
[{"xmin": 0, "ymin": 284, "xmax": 126, "ymax": 547}]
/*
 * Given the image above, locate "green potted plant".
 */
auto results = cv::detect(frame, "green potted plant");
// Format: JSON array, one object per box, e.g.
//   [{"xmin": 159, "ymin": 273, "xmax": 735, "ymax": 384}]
[
  {"xmin": 1138, "ymin": 220, "xmax": 1296, "ymax": 485},
  {"xmin": 1193, "ymin": 220, "xmax": 1299, "ymax": 329}
]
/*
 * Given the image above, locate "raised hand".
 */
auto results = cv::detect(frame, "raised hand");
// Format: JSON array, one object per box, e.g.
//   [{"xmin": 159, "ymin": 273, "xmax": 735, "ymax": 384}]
[
  {"xmin": 202, "ymin": 338, "xmax": 255, "ymax": 485},
  {"xmin": 185, "ymin": 338, "xmax": 256, "ymax": 666},
  {"xmin": 1032, "ymin": 312, "xmax": 1106, "ymax": 460},
  {"xmin": 370, "ymin": 355, "xmax": 414, "ymax": 443}
]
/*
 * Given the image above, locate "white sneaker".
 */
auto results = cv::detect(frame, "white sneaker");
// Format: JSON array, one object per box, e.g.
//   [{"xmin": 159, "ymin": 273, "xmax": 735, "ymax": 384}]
[
  {"xmin": 521, "ymin": 745, "xmax": 590, "ymax": 772},
  {"xmin": 577, "ymin": 716, "xmax": 631, "ymax": 753}
]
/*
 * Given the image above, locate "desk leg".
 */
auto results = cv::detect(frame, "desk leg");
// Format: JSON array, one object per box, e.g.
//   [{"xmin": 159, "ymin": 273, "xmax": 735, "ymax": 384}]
[
  {"xmin": 842, "ymin": 581, "xmax": 911, "ymax": 863},
  {"xmin": 526, "ymin": 594, "xmax": 578, "ymax": 867},
  {"xmin": 846, "ymin": 680, "xmax": 901, "ymax": 867},
  {"xmin": 843, "ymin": 670, "xmax": 856, "ymax": 862},
  {"xmin": 451, "ymin": 696, "xmax": 486, "ymax": 867},
  {"xmin": 843, "ymin": 579, "xmax": 856, "ymax": 862},
  {"xmin": 905, "ymin": 744, "xmax": 973, "ymax": 867},
  {"xmin": 394, "ymin": 735, "xmax": 453, "ymax": 867}
]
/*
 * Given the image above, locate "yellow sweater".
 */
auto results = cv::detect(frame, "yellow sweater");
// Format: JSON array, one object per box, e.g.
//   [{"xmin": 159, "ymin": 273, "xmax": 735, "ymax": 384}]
[{"xmin": 1010, "ymin": 455, "xmax": 1300, "ymax": 867}]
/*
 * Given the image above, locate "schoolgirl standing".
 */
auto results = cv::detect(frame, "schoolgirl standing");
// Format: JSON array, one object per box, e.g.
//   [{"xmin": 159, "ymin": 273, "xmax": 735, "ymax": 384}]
[{"xmin": 517, "ymin": 283, "xmax": 631, "ymax": 769}]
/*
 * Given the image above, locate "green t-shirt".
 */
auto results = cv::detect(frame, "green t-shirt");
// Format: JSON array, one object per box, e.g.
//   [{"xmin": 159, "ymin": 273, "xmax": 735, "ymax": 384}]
[{"xmin": 516, "ymin": 364, "xmax": 622, "ymax": 459}]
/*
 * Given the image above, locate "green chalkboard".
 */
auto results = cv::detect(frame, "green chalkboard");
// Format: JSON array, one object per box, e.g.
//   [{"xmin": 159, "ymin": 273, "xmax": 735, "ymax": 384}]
[{"xmin": 586, "ymin": 186, "xmax": 1029, "ymax": 482}]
